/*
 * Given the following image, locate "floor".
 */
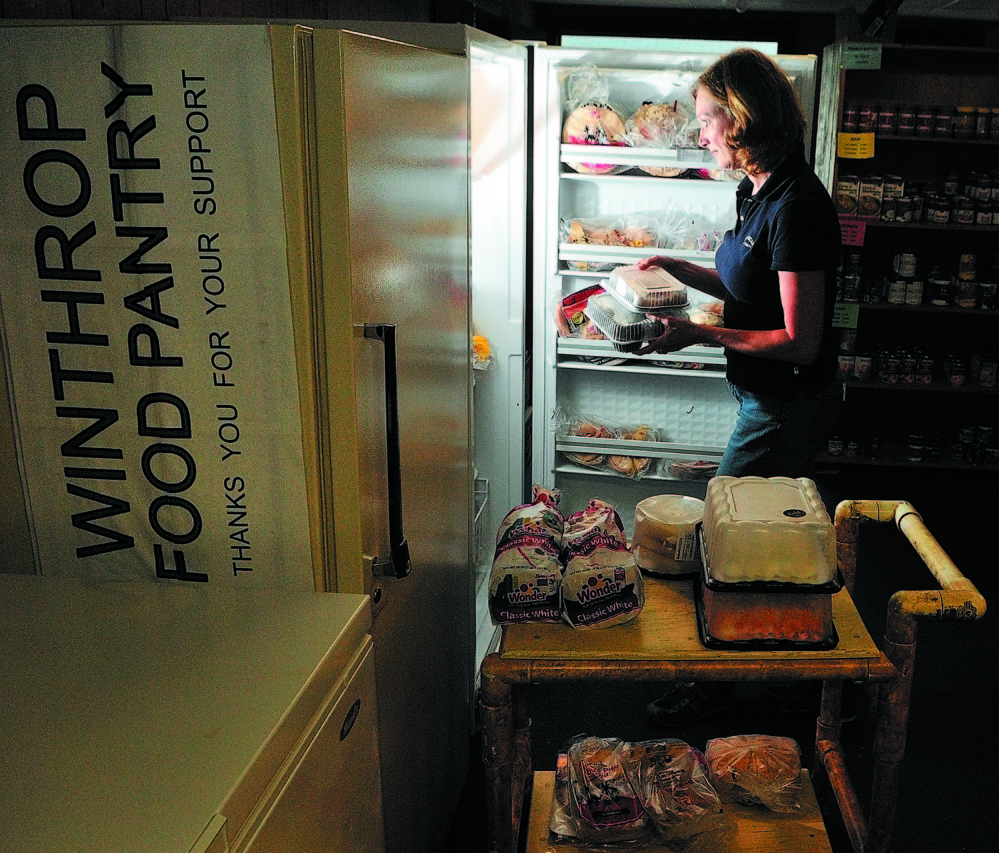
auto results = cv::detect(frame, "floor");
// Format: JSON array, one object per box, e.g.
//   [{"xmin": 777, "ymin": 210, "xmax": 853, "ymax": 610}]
[{"xmin": 443, "ymin": 466, "xmax": 997, "ymax": 853}]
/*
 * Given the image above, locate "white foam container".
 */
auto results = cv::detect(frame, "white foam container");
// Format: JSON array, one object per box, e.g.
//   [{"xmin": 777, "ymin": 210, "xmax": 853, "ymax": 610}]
[
  {"xmin": 701, "ymin": 476, "xmax": 836, "ymax": 585},
  {"xmin": 631, "ymin": 494, "xmax": 704, "ymax": 576}
]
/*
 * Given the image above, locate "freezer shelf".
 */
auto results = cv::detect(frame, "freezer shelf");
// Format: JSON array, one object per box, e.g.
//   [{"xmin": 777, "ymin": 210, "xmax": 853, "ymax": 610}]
[
  {"xmin": 524, "ymin": 770, "xmax": 833, "ymax": 853},
  {"xmin": 557, "ymin": 370, "xmax": 738, "ymax": 449},
  {"xmin": 560, "ymin": 242, "xmax": 718, "ymax": 267},
  {"xmin": 557, "ymin": 338, "xmax": 727, "ymax": 368},
  {"xmin": 560, "ymin": 143, "xmax": 716, "ymax": 169}
]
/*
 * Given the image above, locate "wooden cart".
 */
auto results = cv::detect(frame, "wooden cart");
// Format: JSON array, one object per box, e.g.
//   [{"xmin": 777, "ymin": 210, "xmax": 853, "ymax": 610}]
[{"xmin": 479, "ymin": 500, "xmax": 986, "ymax": 853}]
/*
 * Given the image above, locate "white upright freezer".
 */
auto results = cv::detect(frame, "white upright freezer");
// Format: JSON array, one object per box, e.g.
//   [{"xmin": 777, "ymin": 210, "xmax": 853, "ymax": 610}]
[{"xmin": 527, "ymin": 41, "xmax": 818, "ymax": 533}]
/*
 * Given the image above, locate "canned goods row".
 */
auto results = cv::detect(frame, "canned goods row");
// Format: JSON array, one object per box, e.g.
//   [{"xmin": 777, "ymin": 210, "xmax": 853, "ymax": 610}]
[
  {"xmin": 840, "ymin": 272, "xmax": 998, "ymax": 310},
  {"xmin": 835, "ymin": 346, "xmax": 998, "ymax": 388},
  {"xmin": 842, "ymin": 101, "xmax": 999, "ymax": 140},
  {"xmin": 836, "ymin": 249, "xmax": 999, "ymax": 309},
  {"xmin": 826, "ymin": 425, "xmax": 999, "ymax": 466},
  {"xmin": 835, "ymin": 172, "xmax": 999, "ymax": 223}
]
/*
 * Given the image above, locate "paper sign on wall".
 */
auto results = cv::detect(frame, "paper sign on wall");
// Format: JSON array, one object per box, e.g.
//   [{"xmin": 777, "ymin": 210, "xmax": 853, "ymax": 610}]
[
  {"xmin": 0, "ymin": 25, "xmax": 314, "ymax": 587},
  {"xmin": 843, "ymin": 42, "xmax": 883, "ymax": 70}
]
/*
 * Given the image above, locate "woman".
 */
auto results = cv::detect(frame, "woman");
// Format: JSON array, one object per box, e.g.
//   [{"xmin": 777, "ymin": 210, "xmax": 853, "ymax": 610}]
[{"xmin": 640, "ymin": 48, "xmax": 843, "ymax": 727}]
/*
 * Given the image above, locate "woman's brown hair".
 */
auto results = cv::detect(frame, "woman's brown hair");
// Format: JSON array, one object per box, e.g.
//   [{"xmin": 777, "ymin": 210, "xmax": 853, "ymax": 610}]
[{"xmin": 694, "ymin": 48, "xmax": 806, "ymax": 175}]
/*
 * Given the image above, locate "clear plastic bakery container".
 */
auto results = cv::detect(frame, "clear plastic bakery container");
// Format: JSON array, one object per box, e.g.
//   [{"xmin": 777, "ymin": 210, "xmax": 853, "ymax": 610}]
[
  {"xmin": 604, "ymin": 265, "xmax": 689, "ymax": 312},
  {"xmin": 584, "ymin": 292, "xmax": 665, "ymax": 352}
]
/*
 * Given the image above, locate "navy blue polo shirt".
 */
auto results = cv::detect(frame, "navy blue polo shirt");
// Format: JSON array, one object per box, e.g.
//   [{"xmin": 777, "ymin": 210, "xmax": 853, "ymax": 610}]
[{"xmin": 714, "ymin": 152, "xmax": 842, "ymax": 399}]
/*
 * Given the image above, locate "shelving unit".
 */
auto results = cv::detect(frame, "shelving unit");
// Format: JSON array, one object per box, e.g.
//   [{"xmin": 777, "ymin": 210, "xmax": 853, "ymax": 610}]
[
  {"xmin": 816, "ymin": 40, "xmax": 999, "ymax": 473},
  {"xmin": 530, "ymin": 46, "xmax": 818, "ymax": 527}
]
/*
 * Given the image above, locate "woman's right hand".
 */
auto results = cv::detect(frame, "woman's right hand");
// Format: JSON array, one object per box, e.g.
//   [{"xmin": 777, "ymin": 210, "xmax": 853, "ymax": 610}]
[{"xmin": 636, "ymin": 255, "xmax": 668, "ymax": 272}]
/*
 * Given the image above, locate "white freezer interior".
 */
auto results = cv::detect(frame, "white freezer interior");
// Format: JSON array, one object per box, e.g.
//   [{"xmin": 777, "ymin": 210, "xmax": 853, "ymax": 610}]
[{"xmin": 530, "ymin": 45, "xmax": 818, "ymax": 531}]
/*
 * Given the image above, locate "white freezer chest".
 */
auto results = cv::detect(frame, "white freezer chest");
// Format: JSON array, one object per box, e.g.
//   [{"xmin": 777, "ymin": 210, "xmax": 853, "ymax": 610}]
[{"xmin": 0, "ymin": 575, "xmax": 383, "ymax": 853}]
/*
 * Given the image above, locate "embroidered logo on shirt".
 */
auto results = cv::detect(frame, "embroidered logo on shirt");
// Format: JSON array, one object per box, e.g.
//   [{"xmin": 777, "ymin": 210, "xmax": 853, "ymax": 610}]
[{"xmin": 743, "ymin": 235, "xmax": 755, "ymax": 249}]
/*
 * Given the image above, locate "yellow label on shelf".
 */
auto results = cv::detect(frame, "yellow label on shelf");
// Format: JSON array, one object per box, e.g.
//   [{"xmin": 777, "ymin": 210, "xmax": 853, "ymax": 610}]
[{"xmin": 837, "ymin": 133, "xmax": 876, "ymax": 159}]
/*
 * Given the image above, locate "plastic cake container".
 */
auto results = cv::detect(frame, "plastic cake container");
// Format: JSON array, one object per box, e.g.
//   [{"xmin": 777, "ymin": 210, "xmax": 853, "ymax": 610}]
[
  {"xmin": 694, "ymin": 549, "xmax": 840, "ymax": 649},
  {"xmin": 585, "ymin": 292, "xmax": 665, "ymax": 352},
  {"xmin": 700, "ymin": 476, "xmax": 837, "ymax": 585},
  {"xmin": 604, "ymin": 265, "xmax": 689, "ymax": 311}
]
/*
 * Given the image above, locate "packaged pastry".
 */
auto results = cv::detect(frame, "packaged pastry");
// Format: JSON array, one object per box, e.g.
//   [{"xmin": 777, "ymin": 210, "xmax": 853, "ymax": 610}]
[
  {"xmin": 562, "ymin": 102, "xmax": 629, "ymax": 174},
  {"xmin": 623, "ymin": 738, "xmax": 735, "ymax": 845},
  {"xmin": 607, "ymin": 424, "xmax": 656, "ymax": 480},
  {"xmin": 564, "ymin": 417, "xmax": 616, "ymax": 468},
  {"xmin": 705, "ymin": 735, "xmax": 803, "ymax": 813},
  {"xmin": 625, "ymin": 100, "xmax": 693, "ymax": 177},
  {"xmin": 561, "ymin": 65, "xmax": 630, "ymax": 175},
  {"xmin": 565, "ymin": 736, "xmax": 651, "ymax": 842},
  {"xmin": 605, "ymin": 264, "xmax": 689, "ymax": 312},
  {"xmin": 632, "ymin": 494, "xmax": 704, "ymax": 576},
  {"xmin": 584, "ymin": 293, "xmax": 665, "ymax": 353}
]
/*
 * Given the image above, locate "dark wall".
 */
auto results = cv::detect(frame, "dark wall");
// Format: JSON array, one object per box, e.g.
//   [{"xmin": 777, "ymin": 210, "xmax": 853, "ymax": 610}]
[
  {"xmin": 531, "ymin": 6, "xmax": 837, "ymax": 56},
  {"xmin": 2, "ymin": 0, "xmax": 995, "ymax": 50},
  {"xmin": 0, "ymin": 0, "xmax": 437, "ymax": 25}
]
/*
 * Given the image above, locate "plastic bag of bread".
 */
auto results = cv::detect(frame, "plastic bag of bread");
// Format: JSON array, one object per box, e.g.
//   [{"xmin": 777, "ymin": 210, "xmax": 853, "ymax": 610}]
[
  {"xmin": 562, "ymin": 736, "xmax": 651, "ymax": 843},
  {"xmin": 607, "ymin": 423, "xmax": 658, "ymax": 480},
  {"xmin": 561, "ymin": 65, "xmax": 630, "ymax": 175},
  {"xmin": 488, "ymin": 485, "xmax": 565, "ymax": 625},
  {"xmin": 622, "ymin": 738, "xmax": 737, "ymax": 848},
  {"xmin": 556, "ymin": 407, "xmax": 619, "ymax": 470},
  {"xmin": 705, "ymin": 734, "xmax": 803, "ymax": 813},
  {"xmin": 561, "ymin": 500, "xmax": 644, "ymax": 629},
  {"xmin": 563, "ymin": 212, "xmax": 663, "ymax": 249}
]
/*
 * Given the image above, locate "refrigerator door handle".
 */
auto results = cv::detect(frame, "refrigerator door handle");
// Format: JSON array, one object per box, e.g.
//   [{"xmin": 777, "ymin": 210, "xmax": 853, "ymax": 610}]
[{"xmin": 363, "ymin": 323, "xmax": 412, "ymax": 579}]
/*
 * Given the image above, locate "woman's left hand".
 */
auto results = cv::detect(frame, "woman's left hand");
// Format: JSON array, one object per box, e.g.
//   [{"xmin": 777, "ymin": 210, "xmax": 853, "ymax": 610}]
[{"xmin": 635, "ymin": 316, "xmax": 707, "ymax": 355}]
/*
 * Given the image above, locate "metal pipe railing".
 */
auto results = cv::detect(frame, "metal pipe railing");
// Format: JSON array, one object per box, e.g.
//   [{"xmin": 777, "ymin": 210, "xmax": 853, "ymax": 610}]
[{"xmin": 828, "ymin": 499, "xmax": 986, "ymax": 853}]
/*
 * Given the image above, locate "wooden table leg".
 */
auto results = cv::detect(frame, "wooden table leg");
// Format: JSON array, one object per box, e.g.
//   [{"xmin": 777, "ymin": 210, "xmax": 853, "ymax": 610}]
[{"xmin": 480, "ymin": 654, "xmax": 516, "ymax": 853}]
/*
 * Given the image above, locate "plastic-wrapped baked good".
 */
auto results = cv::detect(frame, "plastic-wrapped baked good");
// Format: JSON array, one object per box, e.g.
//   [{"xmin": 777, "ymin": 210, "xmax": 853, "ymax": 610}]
[
  {"xmin": 488, "ymin": 485, "xmax": 565, "ymax": 625},
  {"xmin": 565, "ymin": 736, "xmax": 651, "ymax": 842},
  {"xmin": 562, "ymin": 500, "xmax": 644, "ymax": 629},
  {"xmin": 562, "ymin": 103, "xmax": 629, "ymax": 175},
  {"xmin": 585, "ymin": 293, "xmax": 664, "ymax": 353},
  {"xmin": 623, "ymin": 738, "xmax": 735, "ymax": 846},
  {"xmin": 608, "ymin": 424, "xmax": 655, "ymax": 480},
  {"xmin": 625, "ymin": 100, "xmax": 692, "ymax": 177},
  {"xmin": 565, "ymin": 418, "xmax": 615, "ymax": 468},
  {"xmin": 705, "ymin": 735, "xmax": 803, "ymax": 813},
  {"xmin": 605, "ymin": 264, "xmax": 689, "ymax": 312},
  {"xmin": 632, "ymin": 494, "xmax": 704, "ymax": 576}
]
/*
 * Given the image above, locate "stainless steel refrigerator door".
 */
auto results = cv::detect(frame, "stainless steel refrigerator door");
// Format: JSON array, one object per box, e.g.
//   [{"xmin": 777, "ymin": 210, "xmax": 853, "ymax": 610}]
[{"xmin": 308, "ymin": 30, "xmax": 472, "ymax": 853}]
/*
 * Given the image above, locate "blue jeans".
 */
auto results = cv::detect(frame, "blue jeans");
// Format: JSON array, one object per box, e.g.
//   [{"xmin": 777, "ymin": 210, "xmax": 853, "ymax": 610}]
[{"xmin": 717, "ymin": 381, "xmax": 842, "ymax": 478}]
